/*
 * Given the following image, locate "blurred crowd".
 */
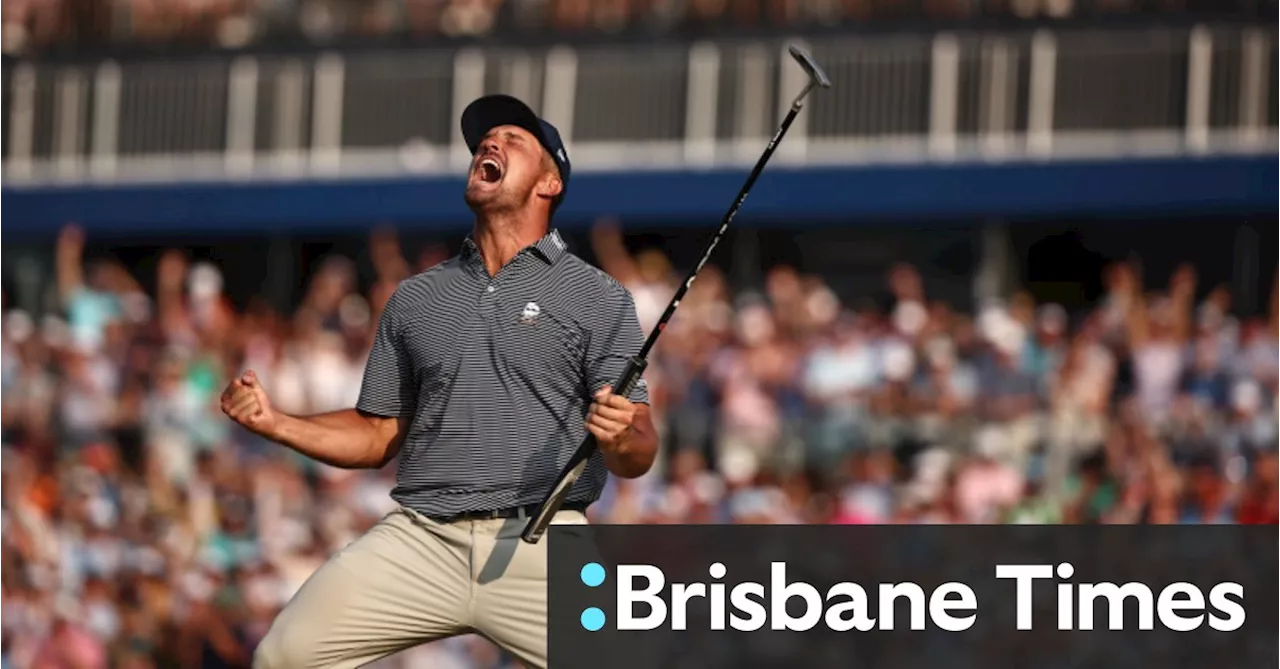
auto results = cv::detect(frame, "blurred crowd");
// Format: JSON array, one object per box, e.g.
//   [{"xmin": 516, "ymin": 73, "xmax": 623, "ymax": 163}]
[
  {"xmin": 4, "ymin": 0, "xmax": 1274, "ymax": 54},
  {"xmin": 2, "ymin": 220, "xmax": 1277, "ymax": 668}
]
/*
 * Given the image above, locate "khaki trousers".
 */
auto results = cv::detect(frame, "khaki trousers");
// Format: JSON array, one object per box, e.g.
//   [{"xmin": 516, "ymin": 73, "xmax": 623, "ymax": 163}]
[{"xmin": 253, "ymin": 505, "xmax": 587, "ymax": 669}]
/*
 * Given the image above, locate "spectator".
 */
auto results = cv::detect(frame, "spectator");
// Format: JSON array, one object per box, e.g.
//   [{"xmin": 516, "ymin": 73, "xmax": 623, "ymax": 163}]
[
  {"xmin": 974, "ymin": 305, "xmax": 1040, "ymax": 471},
  {"xmin": 1236, "ymin": 451, "xmax": 1278, "ymax": 524},
  {"xmin": 1, "ymin": 220, "xmax": 1275, "ymax": 669},
  {"xmin": 1043, "ymin": 326, "xmax": 1114, "ymax": 496},
  {"xmin": 801, "ymin": 315, "xmax": 878, "ymax": 467}
]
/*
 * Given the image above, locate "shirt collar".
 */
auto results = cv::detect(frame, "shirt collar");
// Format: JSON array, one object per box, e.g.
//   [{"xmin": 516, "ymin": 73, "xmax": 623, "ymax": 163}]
[
  {"xmin": 461, "ymin": 229, "xmax": 568, "ymax": 267},
  {"xmin": 529, "ymin": 229, "xmax": 569, "ymax": 264}
]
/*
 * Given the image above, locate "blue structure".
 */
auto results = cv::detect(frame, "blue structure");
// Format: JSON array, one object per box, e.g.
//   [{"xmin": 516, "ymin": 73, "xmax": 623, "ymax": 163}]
[{"xmin": 4, "ymin": 155, "xmax": 1275, "ymax": 237}]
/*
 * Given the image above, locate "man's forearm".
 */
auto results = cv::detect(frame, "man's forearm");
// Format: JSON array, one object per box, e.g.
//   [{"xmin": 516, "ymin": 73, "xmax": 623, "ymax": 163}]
[{"xmin": 268, "ymin": 409, "xmax": 396, "ymax": 469}]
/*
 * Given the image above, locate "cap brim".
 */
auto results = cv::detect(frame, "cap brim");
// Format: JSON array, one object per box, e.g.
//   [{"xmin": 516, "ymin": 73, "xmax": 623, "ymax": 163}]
[{"xmin": 461, "ymin": 94, "xmax": 551, "ymax": 155}]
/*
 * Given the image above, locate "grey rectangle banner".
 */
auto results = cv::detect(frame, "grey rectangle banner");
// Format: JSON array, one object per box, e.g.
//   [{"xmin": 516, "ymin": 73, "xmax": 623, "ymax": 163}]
[{"xmin": 548, "ymin": 525, "xmax": 1276, "ymax": 669}]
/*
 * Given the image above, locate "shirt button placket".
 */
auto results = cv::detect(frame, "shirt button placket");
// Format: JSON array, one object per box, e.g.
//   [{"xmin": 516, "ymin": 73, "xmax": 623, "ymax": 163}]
[
  {"xmin": 477, "ymin": 284, "xmax": 496, "ymax": 335},
  {"xmin": 481, "ymin": 281, "xmax": 497, "ymax": 316}
]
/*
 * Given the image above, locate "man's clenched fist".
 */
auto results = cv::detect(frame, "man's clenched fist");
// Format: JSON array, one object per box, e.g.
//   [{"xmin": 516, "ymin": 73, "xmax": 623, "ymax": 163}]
[{"xmin": 221, "ymin": 370, "xmax": 278, "ymax": 437}]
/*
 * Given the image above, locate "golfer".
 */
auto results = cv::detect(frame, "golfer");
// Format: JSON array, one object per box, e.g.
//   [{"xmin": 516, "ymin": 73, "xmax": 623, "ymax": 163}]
[{"xmin": 222, "ymin": 94, "xmax": 659, "ymax": 669}]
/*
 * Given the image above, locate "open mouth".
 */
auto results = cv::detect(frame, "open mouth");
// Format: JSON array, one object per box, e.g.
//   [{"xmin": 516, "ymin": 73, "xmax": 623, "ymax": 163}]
[{"xmin": 477, "ymin": 157, "xmax": 503, "ymax": 184}]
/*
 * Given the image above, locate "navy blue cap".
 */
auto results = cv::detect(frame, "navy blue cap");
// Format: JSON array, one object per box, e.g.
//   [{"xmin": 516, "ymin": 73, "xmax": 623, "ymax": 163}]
[{"xmin": 460, "ymin": 94, "xmax": 570, "ymax": 208}]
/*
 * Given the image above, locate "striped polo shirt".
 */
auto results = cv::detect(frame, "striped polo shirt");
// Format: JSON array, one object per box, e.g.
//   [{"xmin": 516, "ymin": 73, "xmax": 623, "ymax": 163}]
[{"xmin": 355, "ymin": 228, "xmax": 650, "ymax": 518}]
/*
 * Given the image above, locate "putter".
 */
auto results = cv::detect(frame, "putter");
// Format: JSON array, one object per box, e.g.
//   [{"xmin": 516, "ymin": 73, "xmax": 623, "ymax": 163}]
[{"xmin": 520, "ymin": 43, "xmax": 832, "ymax": 544}]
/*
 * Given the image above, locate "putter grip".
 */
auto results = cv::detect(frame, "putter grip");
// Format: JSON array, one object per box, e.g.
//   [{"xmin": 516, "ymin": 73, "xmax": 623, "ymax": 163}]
[{"xmin": 611, "ymin": 355, "xmax": 647, "ymax": 398}]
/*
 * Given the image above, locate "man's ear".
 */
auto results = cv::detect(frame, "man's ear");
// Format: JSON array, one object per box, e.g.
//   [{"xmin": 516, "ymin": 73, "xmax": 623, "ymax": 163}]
[{"xmin": 538, "ymin": 173, "xmax": 563, "ymax": 201}]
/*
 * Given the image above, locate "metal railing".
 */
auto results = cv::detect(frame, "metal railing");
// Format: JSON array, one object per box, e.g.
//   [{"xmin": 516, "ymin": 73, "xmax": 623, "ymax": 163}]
[{"xmin": 3, "ymin": 26, "xmax": 1276, "ymax": 186}]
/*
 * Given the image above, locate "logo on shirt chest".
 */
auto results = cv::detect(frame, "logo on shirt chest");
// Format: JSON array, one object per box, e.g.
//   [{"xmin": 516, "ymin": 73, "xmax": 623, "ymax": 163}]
[{"xmin": 519, "ymin": 301, "xmax": 542, "ymax": 325}]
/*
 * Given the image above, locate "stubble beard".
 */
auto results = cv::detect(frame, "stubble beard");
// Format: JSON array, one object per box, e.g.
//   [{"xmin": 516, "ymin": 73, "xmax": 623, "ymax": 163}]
[
  {"xmin": 464, "ymin": 188, "xmax": 504, "ymax": 219},
  {"xmin": 465, "ymin": 180, "xmax": 534, "ymax": 218}
]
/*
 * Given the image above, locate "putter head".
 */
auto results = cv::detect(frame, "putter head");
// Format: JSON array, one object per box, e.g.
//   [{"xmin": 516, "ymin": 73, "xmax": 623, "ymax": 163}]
[{"xmin": 788, "ymin": 44, "xmax": 832, "ymax": 89}]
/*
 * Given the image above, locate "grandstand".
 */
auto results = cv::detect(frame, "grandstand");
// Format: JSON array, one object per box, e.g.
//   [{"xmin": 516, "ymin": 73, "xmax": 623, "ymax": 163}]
[{"xmin": 1, "ymin": 2, "xmax": 1277, "ymax": 668}]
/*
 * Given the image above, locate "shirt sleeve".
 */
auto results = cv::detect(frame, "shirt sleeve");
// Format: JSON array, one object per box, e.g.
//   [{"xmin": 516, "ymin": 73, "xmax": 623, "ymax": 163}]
[
  {"xmin": 356, "ymin": 287, "xmax": 417, "ymax": 418},
  {"xmin": 584, "ymin": 284, "xmax": 651, "ymax": 405}
]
